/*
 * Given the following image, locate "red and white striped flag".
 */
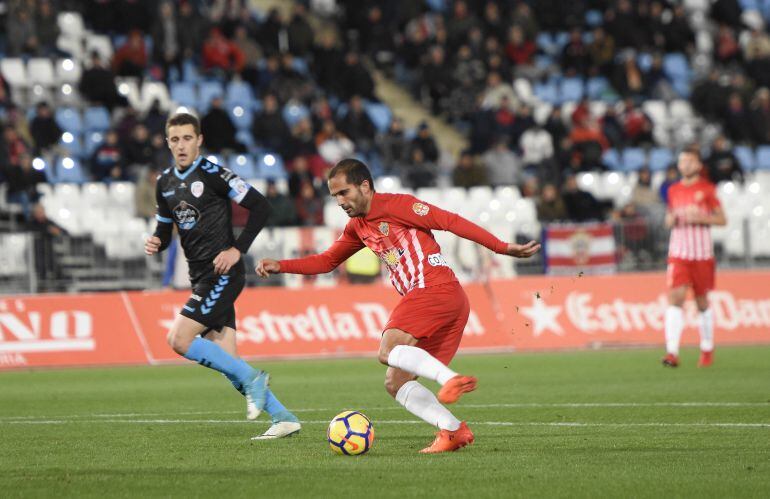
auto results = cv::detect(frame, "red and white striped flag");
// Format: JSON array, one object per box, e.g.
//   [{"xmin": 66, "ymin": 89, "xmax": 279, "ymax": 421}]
[{"xmin": 544, "ymin": 223, "xmax": 617, "ymax": 275}]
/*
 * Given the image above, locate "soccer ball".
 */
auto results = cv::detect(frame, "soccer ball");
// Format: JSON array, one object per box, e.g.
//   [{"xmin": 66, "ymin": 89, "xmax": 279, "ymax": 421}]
[{"xmin": 327, "ymin": 411, "xmax": 374, "ymax": 456}]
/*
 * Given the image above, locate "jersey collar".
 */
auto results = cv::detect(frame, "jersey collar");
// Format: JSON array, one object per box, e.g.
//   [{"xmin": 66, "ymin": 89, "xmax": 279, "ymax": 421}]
[
  {"xmin": 174, "ymin": 155, "xmax": 203, "ymax": 180},
  {"xmin": 364, "ymin": 192, "xmax": 384, "ymax": 221}
]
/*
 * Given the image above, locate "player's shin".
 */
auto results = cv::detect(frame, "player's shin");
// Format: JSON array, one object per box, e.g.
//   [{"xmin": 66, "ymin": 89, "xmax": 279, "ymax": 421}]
[
  {"xmin": 387, "ymin": 345, "xmax": 457, "ymax": 385},
  {"xmin": 184, "ymin": 337, "xmax": 255, "ymax": 385},
  {"xmin": 698, "ymin": 308, "xmax": 714, "ymax": 352},
  {"xmin": 665, "ymin": 306, "xmax": 684, "ymax": 355},
  {"xmin": 395, "ymin": 380, "xmax": 461, "ymax": 431}
]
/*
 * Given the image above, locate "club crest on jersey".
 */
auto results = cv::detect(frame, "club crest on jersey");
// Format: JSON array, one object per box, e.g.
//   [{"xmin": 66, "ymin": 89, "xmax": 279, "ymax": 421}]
[
  {"xmin": 412, "ymin": 202, "xmax": 429, "ymax": 216},
  {"xmin": 694, "ymin": 190, "xmax": 704, "ymax": 202},
  {"xmin": 379, "ymin": 222, "xmax": 389, "ymax": 236},
  {"xmin": 191, "ymin": 181, "xmax": 205, "ymax": 198}
]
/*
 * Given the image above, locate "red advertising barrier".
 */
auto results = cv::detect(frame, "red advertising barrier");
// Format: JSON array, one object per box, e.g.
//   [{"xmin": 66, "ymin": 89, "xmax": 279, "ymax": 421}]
[{"xmin": 1, "ymin": 270, "xmax": 768, "ymax": 369}]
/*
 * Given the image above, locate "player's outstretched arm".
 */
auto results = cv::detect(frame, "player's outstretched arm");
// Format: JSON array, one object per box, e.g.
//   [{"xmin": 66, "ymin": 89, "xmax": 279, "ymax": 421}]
[
  {"xmin": 255, "ymin": 258, "xmax": 280, "ymax": 278},
  {"xmin": 504, "ymin": 240, "xmax": 541, "ymax": 258}
]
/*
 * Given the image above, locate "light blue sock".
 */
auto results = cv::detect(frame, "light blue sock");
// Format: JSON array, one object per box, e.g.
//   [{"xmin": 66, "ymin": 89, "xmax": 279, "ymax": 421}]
[
  {"xmin": 184, "ymin": 337, "xmax": 255, "ymax": 386},
  {"xmin": 223, "ymin": 373, "xmax": 298, "ymax": 423},
  {"xmin": 264, "ymin": 390, "xmax": 299, "ymax": 423}
]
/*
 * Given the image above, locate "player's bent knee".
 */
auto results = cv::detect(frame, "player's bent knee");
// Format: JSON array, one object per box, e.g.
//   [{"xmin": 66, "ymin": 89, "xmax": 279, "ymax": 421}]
[{"xmin": 168, "ymin": 330, "xmax": 191, "ymax": 356}]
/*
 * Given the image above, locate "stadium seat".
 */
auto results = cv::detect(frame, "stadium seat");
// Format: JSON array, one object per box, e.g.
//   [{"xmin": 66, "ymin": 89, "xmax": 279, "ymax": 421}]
[
  {"xmin": 82, "ymin": 182, "xmax": 109, "ymax": 208},
  {"xmin": 643, "ymin": 100, "xmax": 669, "ymax": 128},
  {"xmin": 109, "ymin": 182, "xmax": 135, "ymax": 212},
  {"xmin": 230, "ymin": 105, "xmax": 254, "ymax": 130},
  {"xmin": 52, "ymin": 156, "xmax": 88, "ymax": 184},
  {"xmin": 756, "ymin": 146, "xmax": 770, "ymax": 170},
  {"xmin": 514, "ymin": 78, "xmax": 535, "ymax": 104},
  {"xmin": 198, "ymin": 81, "xmax": 225, "ymax": 113},
  {"xmin": 182, "ymin": 59, "xmax": 202, "ymax": 84},
  {"xmin": 57, "ymin": 11, "xmax": 85, "ymax": 39},
  {"xmin": 84, "ymin": 131, "xmax": 104, "ymax": 156},
  {"xmin": 622, "ymin": 148, "xmax": 647, "ymax": 171},
  {"xmin": 649, "ymin": 148, "xmax": 674, "ymax": 171},
  {"xmin": 586, "ymin": 77, "xmax": 609, "ymax": 100},
  {"xmin": 226, "ymin": 80, "xmax": 255, "ymax": 109},
  {"xmin": 236, "ymin": 130, "xmax": 256, "ymax": 150},
  {"xmin": 59, "ymin": 132, "xmax": 84, "ymax": 158},
  {"xmin": 734, "ymin": 146, "xmax": 756, "ymax": 171},
  {"xmin": 139, "ymin": 82, "xmax": 172, "ymax": 112},
  {"xmin": 585, "ymin": 9, "xmax": 603, "ymax": 26},
  {"xmin": 364, "ymin": 102, "xmax": 392, "ymax": 134},
  {"xmin": 55, "ymin": 107, "xmax": 83, "ymax": 134},
  {"xmin": 85, "ymin": 34, "xmax": 113, "ymax": 62},
  {"xmin": 83, "ymin": 107, "xmax": 110, "ymax": 132},
  {"xmin": 443, "ymin": 187, "xmax": 468, "ymax": 206},
  {"xmin": 257, "ymin": 153, "xmax": 287, "ymax": 179},
  {"xmin": 27, "ymin": 58, "xmax": 56, "ymax": 87},
  {"xmin": 228, "ymin": 154, "xmax": 258, "ymax": 179},
  {"xmin": 669, "ymin": 100, "xmax": 694, "ymax": 123},
  {"xmin": 0, "ymin": 58, "xmax": 28, "ymax": 88},
  {"xmin": 533, "ymin": 80, "xmax": 558, "ymax": 104},
  {"xmin": 415, "ymin": 187, "xmax": 442, "ymax": 205},
  {"xmin": 56, "ymin": 58, "xmax": 82, "ymax": 84},
  {"xmin": 602, "ymin": 148, "xmax": 622, "ymax": 170},
  {"xmin": 559, "ymin": 77, "xmax": 584, "ymax": 104},
  {"xmin": 282, "ymin": 102, "xmax": 310, "ymax": 127},
  {"xmin": 663, "ymin": 53, "xmax": 690, "ymax": 80},
  {"xmin": 536, "ymin": 32, "xmax": 557, "ymax": 55},
  {"xmin": 170, "ymin": 82, "xmax": 197, "ymax": 109}
]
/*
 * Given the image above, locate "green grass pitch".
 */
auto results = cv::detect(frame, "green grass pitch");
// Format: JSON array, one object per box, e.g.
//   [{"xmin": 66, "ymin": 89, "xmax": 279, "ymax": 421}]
[{"xmin": 1, "ymin": 346, "xmax": 769, "ymax": 498}]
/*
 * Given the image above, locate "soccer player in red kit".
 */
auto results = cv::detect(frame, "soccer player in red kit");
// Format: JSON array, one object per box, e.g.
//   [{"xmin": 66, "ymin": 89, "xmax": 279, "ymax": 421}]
[
  {"xmin": 663, "ymin": 145, "xmax": 726, "ymax": 368},
  {"xmin": 256, "ymin": 159, "xmax": 540, "ymax": 453}
]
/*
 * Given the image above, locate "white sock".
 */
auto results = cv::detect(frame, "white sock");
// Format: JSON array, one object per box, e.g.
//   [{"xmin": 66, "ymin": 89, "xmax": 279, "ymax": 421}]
[
  {"xmin": 698, "ymin": 308, "xmax": 714, "ymax": 352},
  {"xmin": 395, "ymin": 380, "xmax": 461, "ymax": 431},
  {"xmin": 387, "ymin": 345, "xmax": 457, "ymax": 385},
  {"xmin": 665, "ymin": 306, "xmax": 684, "ymax": 355}
]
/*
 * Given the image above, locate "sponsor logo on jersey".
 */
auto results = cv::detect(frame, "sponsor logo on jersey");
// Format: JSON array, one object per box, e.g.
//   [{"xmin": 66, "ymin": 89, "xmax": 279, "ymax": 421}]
[
  {"xmin": 191, "ymin": 181, "xmax": 204, "ymax": 198},
  {"xmin": 179, "ymin": 182, "xmax": 187, "ymax": 189},
  {"xmin": 380, "ymin": 248, "xmax": 405, "ymax": 267},
  {"xmin": 228, "ymin": 177, "xmax": 249, "ymax": 194},
  {"xmin": 427, "ymin": 253, "xmax": 448, "ymax": 267},
  {"xmin": 191, "ymin": 294, "xmax": 202, "ymax": 302},
  {"xmin": 379, "ymin": 222, "xmax": 389, "ymax": 236},
  {"xmin": 219, "ymin": 167, "xmax": 235, "ymax": 182},
  {"xmin": 412, "ymin": 202, "xmax": 429, "ymax": 216},
  {"xmin": 162, "ymin": 190, "xmax": 175, "ymax": 198},
  {"xmin": 173, "ymin": 200, "xmax": 201, "ymax": 230}
]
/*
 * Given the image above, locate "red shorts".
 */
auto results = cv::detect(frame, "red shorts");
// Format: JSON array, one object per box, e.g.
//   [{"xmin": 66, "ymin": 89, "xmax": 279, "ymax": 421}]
[
  {"xmin": 384, "ymin": 281, "xmax": 470, "ymax": 365},
  {"xmin": 666, "ymin": 259, "xmax": 715, "ymax": 296}
]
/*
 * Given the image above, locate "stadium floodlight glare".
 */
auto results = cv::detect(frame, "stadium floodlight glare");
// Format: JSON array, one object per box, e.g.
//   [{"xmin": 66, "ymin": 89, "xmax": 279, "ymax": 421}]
[
  {"xmin": 381, "ymin": 177, "xmax": 395, "ymax": 189},
  {"xmin": 723, "ymin": 181, "xmax": 735, "ymax": 194},
  {"xmin": 62, "ymin": 59, "xmax": 75, "ymax": 71},
  {"xmin": 621, "ymin": 185, "xmax": 631, "ymax": 196},
  {"xmin": 58, "ymin": 208, "xmax": 71, "ymax": 219},
  {"xmin": 489, "ymin": 199, "xmax": 501, "ymax": 211},
  {"xmin": 236, "ymin": 155, "xmax": 247, "ymax": 166},
  {"xmin": 62, "ymin": 84, "xmax": 72, "ymax": 95},
  {"xmin": 32, "ymin": 158, "xmax": 45, "ymax": 170},
  {"xmin": 264, "ymin": 154, "xmax": 276, "ymax": 166},
  {"xmin": 752, "ymin": 206, "xmax": 764, "ymax": 217},
  {"xmin": 118, "ymin": 83, "xmax": 129, "ymax": 95},
  {"xmin": 175, "ymin": 106, "xmax": 190, "ymax": 114},
  {"xmin": 607, "ymin": 172, "xmax": 620, "ymax": 184},
  {"xmin": 582, "ymin": 173, "xmax": 594, "ymax": 186},
  {"xmin": 479, "ymin": 211, "xmax": 490, "ymax": 222},
  {"xmin": 62, "ymin": 157, "xmax": 75, "ymax": 169},
  {"xmin": 749, "ymin": 182, "xmax": 760, "ymax": 194},
  {"xmin": 91, "ymin": 132, "xmax": 103, "ymax": 143},
  {"xmin": 62, "ymin": 132, "xmax": 74, "ymax": 143},
  {"xmin": 33, "ymin": 85, "xmax": 44, "ymax": 96},
  {"xmin": 505, "ymin": 211, "xmax": 516, "ymax": 222},
  {"xmin": 233, "ymin": 106, "xmax": 244, "ymax": 117}
]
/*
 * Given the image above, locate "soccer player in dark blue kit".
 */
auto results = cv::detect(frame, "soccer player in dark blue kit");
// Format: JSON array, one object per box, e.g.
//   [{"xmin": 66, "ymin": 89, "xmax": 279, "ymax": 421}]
[{"xmin": 145, "ymin": 113, "xmax": 300, "ymax": 439}]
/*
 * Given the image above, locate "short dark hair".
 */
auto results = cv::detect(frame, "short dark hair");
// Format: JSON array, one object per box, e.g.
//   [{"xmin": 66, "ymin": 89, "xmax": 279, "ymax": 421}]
[
  {"xmin": 165, "ymin": 113, "xmax": 200, "ymax": 136},
  {"xmin": 681, "ymin": 143, "xmax": 701, "ymax": 161},
  {"xmin": 327, "ymin": 158, "xmax": 375, "ymax": 191}
]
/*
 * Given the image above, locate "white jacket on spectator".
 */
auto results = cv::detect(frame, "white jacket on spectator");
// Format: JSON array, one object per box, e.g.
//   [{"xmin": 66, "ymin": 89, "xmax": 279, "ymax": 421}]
[
  {"xmin": 482, "ymin": 145, "xmax": 523, "ymax": 186},
  {"xmin": 519, "ymin": 127, "xmax": 554, "ymax": 165},
  {"xmin": 481, "ymin": 83, "xmax": 519, "ymax": 110}
]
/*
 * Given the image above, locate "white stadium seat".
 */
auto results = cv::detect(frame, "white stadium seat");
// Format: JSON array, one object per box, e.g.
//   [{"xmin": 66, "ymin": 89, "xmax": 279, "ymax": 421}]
[
  {"xmin": 27, "ymin": 58, "xmax": 56, "ymax": 87},
  {"xmin": 0, "ymin": 58, "xmax": 29, "ymax": 88}
]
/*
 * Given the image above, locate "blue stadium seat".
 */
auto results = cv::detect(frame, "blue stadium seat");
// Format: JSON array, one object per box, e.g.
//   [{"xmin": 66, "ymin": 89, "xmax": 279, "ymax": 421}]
[
  {"xmin": 257, "ymin": 153, "xmax": 287, "ymax": 179},
  {"xmin": 756, "ymin": 146, "xmax": 770, "ymax": 170},
  {"xmin": 226, "ymin": 81, "xmax": 255, "ymax": 109},
  {"xmin": 649, "ymin": 148, "xmax": 674, "ymax": 171},
  {"xmin": 534, "ymin": 80, "xmax": 558, "ymax": 104},
  {"xmin": 534, "ymin": 54, "xmax": 554, "ymax": 70},
  {"xmin": 182, "ymin": 60, "xmax": 202, "ymax": 83},
  {"xmin": 536, "ymin": 33, "xmax": 556, "ymax": 55},
  {"xmin": 739, "ymin": 0, "xmax": 759, "ymax": 10},
  {"xmin": 228, "ymin": 154, "xmax": 258, "ymax": 178},
  {"xmin": 559, "ymin": 77, "xmax": 584, "ymax": 103},
  {"xmin": 84, "ymin": 131, "xmax": 104, "ymax": 157},
  {"xmin": 236, "ymin": 130, "xmax": 256, "ymax": 150},
  {"xmin": 622, "ymin": 148, "xmax": 647, "ymax": 171},
  {"xmin": 734, "ymin": 146, "xmax": 756, "ymax": 170},
  {"xmin": 637, "ymin": 52, "xmax": 653, "ymax": 72},
  {"xmin": 51, "ymin": 156, "xmax": 87, "ymax": 183},
  {"xmin": 364, "ymin": 102, "xmax": 392, "ymax": 133},
  {"xmin": 282, "ymin": 102, "xmax": 309, "ymax": 127},
  {"xmin": 198, "ymin": 81, "xmax": 225, "ymax": 113},
  {"xmin": 663, "ymin": 53, "xmax": 690, "ymax": 80},
  {"xmin": 585, "ymin": 9, "xmax": 603, "ymax": 27},
  {"xmin": 83, "ymin": 106, "xmax": 110, "ymax": 132},
  {"xmin": 55, "ymin": 107, "xmax": 83, "ymax": 134},
  {"xmin": 586, "ymin": 77, "xmax": 610, "ymax": 100},
  {"xmin": 425, "ymin": 0, "xmax": 447, "ymax": 12},
  {"xmin": 602, "ymin": 148, "xmax": 622, "ymax": 170},
  {"xmin": 170, "ymin": 82, "xmax": 197, "ymax": 109},
  {"xmin": 553, "ymin": 32, "xmax": 570, "ymax": 52},
  {"xmin": 59, "ymin": 132, "xmax": 84, "ymax": 158},
  {"xmin": 291, "ymin": 57, "xmax": 309, "ymax": 75},
  {"xmin": 231, "ymin": 105, "xmax": 254, "ymax": 130}
]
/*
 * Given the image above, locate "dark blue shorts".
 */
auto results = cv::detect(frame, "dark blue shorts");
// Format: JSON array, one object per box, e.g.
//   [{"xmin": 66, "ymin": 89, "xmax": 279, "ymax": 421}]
[{"xmin": 180, "ymin": 259, "xmax": 245, "ymax": 333}]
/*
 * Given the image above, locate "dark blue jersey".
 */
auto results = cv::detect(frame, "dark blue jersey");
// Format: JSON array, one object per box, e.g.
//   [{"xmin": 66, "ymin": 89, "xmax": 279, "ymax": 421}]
[{"xmin": 155, "ymin": 156, "xmax": 254, "ymax": 274}]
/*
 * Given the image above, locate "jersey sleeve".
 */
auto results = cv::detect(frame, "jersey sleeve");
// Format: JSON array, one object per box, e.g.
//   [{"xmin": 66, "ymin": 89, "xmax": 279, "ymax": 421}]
[
  {"xmin": 279, "ymin": 221, "xmax": 365, "ymax": 274},
  {"xmin": 154, "ymin": 177, "xmax": 174, "ymax": 225},
  {"xmin": 706, "ymin": 184, "xmax": 722, "ymax": 210},
  {"xmin": 388, "ymin": 194, "xmax": 509, "ymax": 254},
  {"xmin": 208, "ymin": 166, "xmax": 253, "ymax": 204}
]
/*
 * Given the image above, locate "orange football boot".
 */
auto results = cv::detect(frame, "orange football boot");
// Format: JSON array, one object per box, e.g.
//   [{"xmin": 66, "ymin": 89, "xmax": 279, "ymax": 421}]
[
  {"xmin": 419, "ymin": 422, "xmax": 474, "ymax": 454},
  {"xmin": 698, "ymin": 350, "xmax": 713, "ymax": 368},
  {"xmin": 437, "ymin": 375, "xmax": 477, "ymax": 404},
  {"xmin": 662, "ymin": 353, "xmax": 679, "ymax": 367}
]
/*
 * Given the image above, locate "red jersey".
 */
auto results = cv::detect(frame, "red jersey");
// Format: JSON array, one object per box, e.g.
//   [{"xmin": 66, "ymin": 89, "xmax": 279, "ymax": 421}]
[
  {"xmin": 667, "ymin": 178, "xmax": 721, "ymax": 261},
  {"xmin": 279, "ymin": 193, "xmax": 509, "ymax": 295}
]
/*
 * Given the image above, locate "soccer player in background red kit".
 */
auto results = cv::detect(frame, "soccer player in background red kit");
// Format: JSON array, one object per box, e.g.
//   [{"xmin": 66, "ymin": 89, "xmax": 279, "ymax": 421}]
[
  {"xmin": 662, "ymin": 145, "xmax": 726, "ymax": 368},
  {"xmin": 256, "ymin": 159, "xmax": 540, "ymax": 453}
]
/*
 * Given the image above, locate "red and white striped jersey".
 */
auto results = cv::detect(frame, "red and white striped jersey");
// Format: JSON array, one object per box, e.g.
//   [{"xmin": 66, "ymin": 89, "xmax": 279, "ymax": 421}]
[
  {"xmin": 667, "ymin": 178, "xmax": 721, "ymax": 261},
  {"xmin": 279, "ymin": 193, "xmax": 508, "ymax": 295}
]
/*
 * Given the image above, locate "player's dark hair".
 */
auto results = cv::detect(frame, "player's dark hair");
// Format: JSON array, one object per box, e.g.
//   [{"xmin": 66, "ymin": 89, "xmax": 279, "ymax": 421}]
[
  {"xmin": 328, "ymin": 158, "xmax": 375, "ymax": 192},
  {"xmin": 165, "ymin": 113, "xmax": 200, "ymax": 136},
  {"xmin": 681, "ymin": 143, "xmax": 701, "ymax": 161}
]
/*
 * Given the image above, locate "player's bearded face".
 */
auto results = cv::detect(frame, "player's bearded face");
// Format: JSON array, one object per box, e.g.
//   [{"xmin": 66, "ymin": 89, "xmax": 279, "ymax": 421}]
[
  {"xmin": 677, "ymin": 152, "xmax": 701, "ymax": 179},
  {"xmin": 329, "ymin": 175, "xmax": 367, "ymax": 217},
  {"xmin": 167, "ymin": 124, "xmax": 203, "ymax": 168}
]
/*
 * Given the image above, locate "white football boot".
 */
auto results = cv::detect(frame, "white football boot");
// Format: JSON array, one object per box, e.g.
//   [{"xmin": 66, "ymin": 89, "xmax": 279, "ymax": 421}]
[{"xmin": 251, "ymin": 421, "xmax": 302, "ymax": 440}]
